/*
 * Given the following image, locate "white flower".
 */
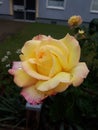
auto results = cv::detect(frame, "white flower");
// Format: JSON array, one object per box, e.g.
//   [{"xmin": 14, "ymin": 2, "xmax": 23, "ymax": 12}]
[
  {"xmin": 16, "ymin": 49, "xmax": 21, "ymax": 54},
  {"xmin": 1, "ymin": 56, "xmax": 8, "ymax": 62},
  {"xmin": 6, "ymin": 64, "xmax": 10, "ymax": 68},
  {"xmin": 1, "ymin": 57, "xmax": 6, "ymax": 62},
  {"xmin": 6, "ymin": 51, "xmax": 11, "ymax": 55},
  {"xmin": 4, "ymin": 55, "xmax": 8, "ymax": 59}
]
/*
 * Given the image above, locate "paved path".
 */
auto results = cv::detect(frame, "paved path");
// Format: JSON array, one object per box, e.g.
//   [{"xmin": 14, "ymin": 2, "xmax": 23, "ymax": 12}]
[{"xmin": 0, "ymin": 19, "xmax": 28, "ymax": 42}]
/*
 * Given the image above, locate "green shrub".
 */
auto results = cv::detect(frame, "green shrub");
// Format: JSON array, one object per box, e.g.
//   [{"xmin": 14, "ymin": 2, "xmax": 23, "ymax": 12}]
[{"xmin": 89, "ymin": 18, "xmax": 98, "ymax": 34}]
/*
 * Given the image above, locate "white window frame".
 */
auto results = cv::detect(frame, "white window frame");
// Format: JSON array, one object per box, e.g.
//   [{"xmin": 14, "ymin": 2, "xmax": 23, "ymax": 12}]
[
  {"xmin": 90, "ymin": 0, "xmax": 98, "ymax": 13},
  {"xmin": 46, "ymin": 0, "xmax": 66, "ymax": 10}
]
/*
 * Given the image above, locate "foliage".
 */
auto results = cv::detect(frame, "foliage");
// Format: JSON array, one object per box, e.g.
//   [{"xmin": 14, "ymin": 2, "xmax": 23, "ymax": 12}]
[
  {"xmin": 0, "ymin": 86, "xmax": 26, "ymax": 127},
  {"xmin": 0, "ymin": 49, "xmax": 26, "ymax": 128},
  {"xmin": 0, "ymin": 49, "xmax": 20, "ymax": 94},
  {"xmin": 39, "ymin": 85, "xmax": 98, "ymax": 130},
  {"xmin": 89, "ymin": 18, "xmax": 98, "ymax": 34}
]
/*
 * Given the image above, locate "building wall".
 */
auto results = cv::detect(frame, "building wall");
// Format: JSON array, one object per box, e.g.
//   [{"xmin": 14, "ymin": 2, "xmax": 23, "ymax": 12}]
[
  {"xmin": 0, "ymin": 0, "xmax": 98, "ymax": 23},
  {"xmin": 38, "ymin": 0, "xmax": 66, "ymax": 20},
  {"xmin": 38, "ymin": 0, "xmax": 98, "ymax": 23},
  {"xmin": 65, "ymin": 0, "xmax": 98, "ymax": 22},
  {"xmin": 0, "ymin": 0, "xmax": 11, "ymax": 15}
]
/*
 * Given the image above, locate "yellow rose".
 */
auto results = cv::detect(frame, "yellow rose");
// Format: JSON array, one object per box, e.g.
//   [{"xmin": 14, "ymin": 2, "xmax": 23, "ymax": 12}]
[
  {"xmin": 68, "ymin": 15, "xmax": 82, "ymax": 27},
  {"xmin": 8, "ymin": 34, "xmax": 89, "ymax": 104}
]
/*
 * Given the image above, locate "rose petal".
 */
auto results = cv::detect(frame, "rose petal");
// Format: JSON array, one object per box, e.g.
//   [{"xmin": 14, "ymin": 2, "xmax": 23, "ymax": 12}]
[
  {"xmin": 54, "ymin": 83, "xmax": 69, "ymax": 92},
  {"xmin": 40, "ymin": 83, "xmax": 69, "ymax": 96},
  {"xmin": 33, "ymin": 34, "xmax": 49, "ymax": 40},
  {"xmin": 37, "ymin": 72, "xmax": 70, "ymax": 91},
  {"xmin": 20, "ymin": 40, "xmax": 40, "ymax": 61},
  {"xmin": 60, "ymin": 34, "xmax": 80, "ymax": 70},
  {"xmin": 21, "ymin": 86, "xmax": 47, "ymax": 105},
  {"xmin": 71, "ymin": 62, "xmax": 89, "ymax": 86},
  {"xmin": 44, "ymin": 45, "xmax": 68, "ymax": 70},
  {"xmin": 40, "ymin": 39, "xmax": 69, "ymax": 71},
  {"xmin": 22, "ymin": 61, "xmax": 50, "ymax": 80},
  {"xmin": 36, "ymin": 49, "xmax": 53, "ymax": 76},
  {"xmin": 8, "ymin": 61, "xmax": 22, "ymax": 75},
  {"xmin": 49, "ymin": 54, "xmax": 62, "ymax": 77},
  {"xmin": 14, "ymin": 69, "xmax": 37, "ymax": 87}
]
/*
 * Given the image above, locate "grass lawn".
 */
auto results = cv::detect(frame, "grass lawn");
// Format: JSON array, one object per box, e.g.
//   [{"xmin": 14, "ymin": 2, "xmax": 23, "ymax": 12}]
[{"xmin": 0, "ymin": 22, "xmax": 70, "ymax": 60}]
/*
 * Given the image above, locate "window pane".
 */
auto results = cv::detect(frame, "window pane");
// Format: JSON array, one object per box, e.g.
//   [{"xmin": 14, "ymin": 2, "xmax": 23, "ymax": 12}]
[
  {"xmin": 14, "ymin": 11, "xmax": 24, "ymax": 19},
  {"xmin": 13, "ymin": 0, "xmax": 24, "ymax": 6},
  {"xmin": 26, "ymin": 12, "xmax": 35, "ymax": 20},
  {"xmin": 26, "ymin": 0, "xmax": 35, "ymax": 10},
  {"xmin": 48, "ymin": 0, "xmax": 64, "ymax": 8},
  {"xmin": 91, "ymin": 0, "xmax": 98, "ymax": 11}
]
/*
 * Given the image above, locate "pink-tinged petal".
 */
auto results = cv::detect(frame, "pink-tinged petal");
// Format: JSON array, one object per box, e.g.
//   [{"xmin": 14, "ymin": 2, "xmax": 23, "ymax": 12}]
[
  {"xmin": 8, "ymin": 61, "xmax": 22, "ymax": 75},
  {"xmin": 14, "ymin": 69, "xmax": 37, "ymax": 87},
  {"xmin": 22, "ymin": 61, "xmax": 50, "ymax": 80},
  {"xmin": 8, "ymin": 69, "xmax": 15, "ymax": 75},
  {"xmin": 71, "ymin": 62, "xmax": 89, "ymax": 86},
  {"xmin": 32, "ymin": 34, "xmax": 49, "ymax": 40},
  {"xmin": 21, "ymin": 86, "xmax": 47, "ymax": 105},
  {"xmin": 37, "ymin": 72, "xmax": 71, "ymax": 91},
  {"xmin": 60, "ymin": 34, "xmax": 80, "ymax": 70}
]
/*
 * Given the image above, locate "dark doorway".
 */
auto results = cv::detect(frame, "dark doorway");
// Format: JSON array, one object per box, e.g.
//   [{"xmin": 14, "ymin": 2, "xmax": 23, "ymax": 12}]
[
  {"xmin": 25, "ymin": 0, "xmax": 36, "ymax": 20},
  {"xmin": 26, "ymin": 0, "xmax": 35, "ymax": 10},
  {"xmin": 13, "ymin": 0, "xmax": 36, "ymax": 21}
]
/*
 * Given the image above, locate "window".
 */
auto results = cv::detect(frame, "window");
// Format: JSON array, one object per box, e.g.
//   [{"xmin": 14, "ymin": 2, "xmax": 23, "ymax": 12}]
[
  {"xmin": 90, "ymin": 0, "xmax": 98, "ymax": 13},
  {"xmin": 47, "ymin": 0, "xmax": 66, "ymax": 10}
]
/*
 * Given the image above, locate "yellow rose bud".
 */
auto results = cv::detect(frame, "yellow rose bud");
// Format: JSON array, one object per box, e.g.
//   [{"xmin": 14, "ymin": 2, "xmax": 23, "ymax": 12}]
[
  {"xmin": 8, "ymin": 34, "xmax": 89, "ymax": 104},
  {"xmin": 68, "ymin": 15, "xmax": 82, "ymax": 27}
]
